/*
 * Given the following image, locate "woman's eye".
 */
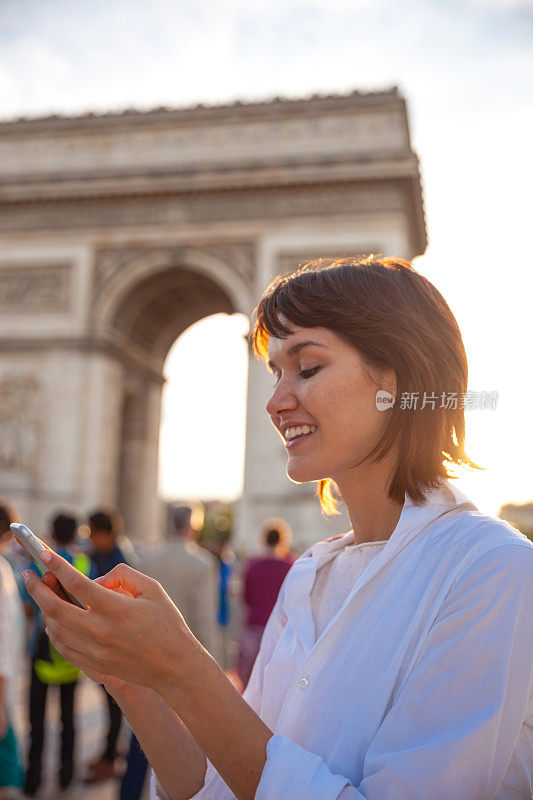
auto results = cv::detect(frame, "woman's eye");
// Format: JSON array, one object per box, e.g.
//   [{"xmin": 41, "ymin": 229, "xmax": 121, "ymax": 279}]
[
  {"xmin": 299, "ymin": 366, "xmax": 320, "ymax": 379},
  {"xmin": 271, "ymin": 366, "xmax": 321, "ymax": 385}
]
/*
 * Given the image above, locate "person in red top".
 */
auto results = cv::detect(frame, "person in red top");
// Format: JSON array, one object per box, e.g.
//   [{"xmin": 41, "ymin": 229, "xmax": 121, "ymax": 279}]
[{"xmin": 236, "ymin": 518, "xmax": 296, "ymax": 688}]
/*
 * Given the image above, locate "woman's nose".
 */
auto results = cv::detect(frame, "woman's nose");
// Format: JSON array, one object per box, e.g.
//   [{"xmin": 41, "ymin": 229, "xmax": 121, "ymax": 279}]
[{"xmin": 266, "ymin": 378, "xmax": 297, "ymax": 418}]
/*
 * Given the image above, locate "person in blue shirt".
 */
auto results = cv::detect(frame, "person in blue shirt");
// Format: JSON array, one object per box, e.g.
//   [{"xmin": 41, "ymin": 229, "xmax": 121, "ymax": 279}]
[
  {"xmin": 83, "ymin": 508, "xmax": 130, "ymax": 785},
  {"xmin": 23, "ymin": 512, "xmax": 95, "ymax": 798}
]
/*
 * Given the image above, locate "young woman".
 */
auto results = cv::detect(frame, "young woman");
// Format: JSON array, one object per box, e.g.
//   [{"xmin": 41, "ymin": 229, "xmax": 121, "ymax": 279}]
[{"xmin": 24, "ymin": 257, "xmax": 533, "ymax": 799}]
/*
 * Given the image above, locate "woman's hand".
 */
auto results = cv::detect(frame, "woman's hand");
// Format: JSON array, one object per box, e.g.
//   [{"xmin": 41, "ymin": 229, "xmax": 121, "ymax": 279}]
[
  {"xmin": 24, "ymin": 551, "xmax": 273, "ymax": 800},
  {"xmin": 40, "ymin": 570, "xmax": 128, "ymax": 694},
  {"xmin": 22, "ymin": 552, "xmax": 201, "ymax": 695}
]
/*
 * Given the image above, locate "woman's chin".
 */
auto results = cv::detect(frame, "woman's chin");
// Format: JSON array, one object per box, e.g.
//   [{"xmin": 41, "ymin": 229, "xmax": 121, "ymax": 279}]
[{"xmin": 286, "ymin": 460, "xmax": 323, "ymax": 484}]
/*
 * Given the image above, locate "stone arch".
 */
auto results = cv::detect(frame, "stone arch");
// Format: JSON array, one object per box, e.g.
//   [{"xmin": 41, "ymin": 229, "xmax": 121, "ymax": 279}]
[
  {"xmin": 93, "ymin": 245, "xmax": 254, "ymax": 344},
  {"xmin": 0, "ymin": 91, "xmax": 426, "ymax": 550},
  {"xmin": 92, "ymin": 250, "xmax": 253, "ymax": 539}
]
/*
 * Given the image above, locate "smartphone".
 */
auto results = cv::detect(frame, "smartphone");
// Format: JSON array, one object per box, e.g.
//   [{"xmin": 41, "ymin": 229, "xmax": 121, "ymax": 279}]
[{"xmin": 10, "ymin": 523, "xmax": 87, "ymax": 609}]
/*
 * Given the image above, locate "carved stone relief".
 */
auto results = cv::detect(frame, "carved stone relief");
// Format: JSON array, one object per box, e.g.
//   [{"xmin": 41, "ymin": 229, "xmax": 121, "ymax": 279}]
[
  {"xmin": 0, "ymin": 263, "xmax": 71, "ymax": 313},
  {"xmin": 93, "ymin": 241, "xmax": 256, "ymax": 301},
  {"xmin": 185, "ymin": 243, "xmax": 256, "ymax": 285},
  {"xmin": 94, "ymin": 247, "xmax": 174, "ymax": 299},
  {"xmin": 0, "ymin": 375, "xmax": 42, "ymax": 474}
]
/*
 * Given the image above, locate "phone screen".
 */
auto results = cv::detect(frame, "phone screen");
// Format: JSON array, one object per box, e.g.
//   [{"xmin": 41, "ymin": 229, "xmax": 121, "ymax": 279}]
[{"xmin": 10, "ymin": 523, "xmax": 87, "ymax": 609}]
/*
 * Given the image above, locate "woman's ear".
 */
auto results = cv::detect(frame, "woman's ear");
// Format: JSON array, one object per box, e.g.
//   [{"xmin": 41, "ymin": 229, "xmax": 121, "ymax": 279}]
[{"xmin": 381, "ymin": 368, "xmax": 397, "ymax": 401}]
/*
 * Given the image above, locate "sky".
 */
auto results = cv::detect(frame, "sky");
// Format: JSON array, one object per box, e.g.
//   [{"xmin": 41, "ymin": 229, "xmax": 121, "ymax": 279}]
[{"xmin": 1, "ymin": 0, "xmax": 532, "ymax": 516}]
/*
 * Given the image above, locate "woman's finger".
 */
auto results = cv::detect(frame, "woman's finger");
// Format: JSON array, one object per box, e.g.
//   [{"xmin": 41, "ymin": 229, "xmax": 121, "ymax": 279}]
[
  {"xmin": 44, "ymin": 613, "xmax": 110, "ymax": 661},
  {"xmin": 45, "ymin": 627, "xmax": 109, "ymax": 675},
  {"xmin": 35, "ymin": 550, "xmax": 105, "ymax": 607},
  {"xmin": 41, "ymin": 570, "xmax": 72, "ymax": 603},
  {"xmin": 95, "ymin": 563, "xmax": 157, "ymax": 598},
  {"xmin": 23, "ymin": 569, "xmax": 85, "ymax": 624}
]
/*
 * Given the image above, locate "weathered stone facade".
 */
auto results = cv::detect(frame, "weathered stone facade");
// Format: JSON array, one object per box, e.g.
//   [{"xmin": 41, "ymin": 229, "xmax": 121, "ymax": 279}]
[{"xmin": 0, "ymin": 89, "xmax": 426, "ymax": 549}]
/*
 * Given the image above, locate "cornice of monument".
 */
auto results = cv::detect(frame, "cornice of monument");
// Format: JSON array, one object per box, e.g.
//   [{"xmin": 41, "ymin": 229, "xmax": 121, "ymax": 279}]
[
  {"xmin": 0, "ymin": 86, "xmax": 427, "ymax": 256},
  {"xmin": 0, "ymin": 154, "xmax": 420, "ymax": 201},
  {"xmin": 0, "ymin": 87, "xmax": 401, "ymax": 131}
]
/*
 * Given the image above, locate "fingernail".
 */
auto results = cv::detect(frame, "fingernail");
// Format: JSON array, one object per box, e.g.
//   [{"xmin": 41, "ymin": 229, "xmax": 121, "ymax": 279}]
[
  {"xmin": 41, "ymin": 551, "xmax": 52, "ymax": 563},
  {"xmin": 22, "ymin": 570, "xmax": 32, "ymax": 582}
]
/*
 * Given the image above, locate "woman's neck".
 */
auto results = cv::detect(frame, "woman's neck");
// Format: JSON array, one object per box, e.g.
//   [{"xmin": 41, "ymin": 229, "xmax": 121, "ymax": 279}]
[{"xmin": 334, "ymin": 452, "xmax": 404, "ymax": 545}]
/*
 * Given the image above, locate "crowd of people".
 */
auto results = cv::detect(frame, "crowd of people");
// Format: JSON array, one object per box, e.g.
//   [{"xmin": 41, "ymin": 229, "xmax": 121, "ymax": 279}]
[{"xmin": 0, "ymin": 498, "xmax": 296, "ymax": 799}]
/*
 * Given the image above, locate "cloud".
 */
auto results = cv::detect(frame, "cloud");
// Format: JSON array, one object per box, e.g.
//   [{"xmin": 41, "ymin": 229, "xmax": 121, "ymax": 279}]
[
  {"xmin": 469, "ymin": 0, "xmax": 533, "ymax": 8},
  {"xmin": 0, "ymin": 0, "xmax": 530, "ymax": 120}
]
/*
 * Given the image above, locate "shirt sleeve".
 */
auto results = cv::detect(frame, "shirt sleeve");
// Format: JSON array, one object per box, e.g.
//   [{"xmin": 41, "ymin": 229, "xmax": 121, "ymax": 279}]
[
  {"xmin": 255, "ymin": 541, "xmax": 533, "ymax": 800},
  {"xmin": 150, "ymin": 759, "xmax": 232, "ymax": 800},
  {"xmin": 150, "ymin": 768, "xmax": 171, "ymax": 800}
]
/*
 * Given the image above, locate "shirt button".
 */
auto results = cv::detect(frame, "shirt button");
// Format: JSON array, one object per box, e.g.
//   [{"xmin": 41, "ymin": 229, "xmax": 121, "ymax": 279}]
[{"xmin": 297, "ymin": 677, "xmax": 309, "ymax": 689}]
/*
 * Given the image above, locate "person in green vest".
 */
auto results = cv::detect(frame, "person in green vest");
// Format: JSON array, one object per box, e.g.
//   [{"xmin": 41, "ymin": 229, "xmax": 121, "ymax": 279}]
[{"xmin": 22, "ymin": 513, "xmax": 95, "ymax": 798}]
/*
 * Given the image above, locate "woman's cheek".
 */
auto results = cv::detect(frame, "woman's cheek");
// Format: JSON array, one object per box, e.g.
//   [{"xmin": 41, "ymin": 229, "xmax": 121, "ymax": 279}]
[{"xmin": 303, "ymin": 373, "xmax": 329, "ymax": 404}]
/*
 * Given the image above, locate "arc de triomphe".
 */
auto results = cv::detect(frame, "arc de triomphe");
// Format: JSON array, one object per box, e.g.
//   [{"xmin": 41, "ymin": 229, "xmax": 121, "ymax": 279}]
[{"xmin": 0, "ymin": 89, "xmax": 426, "ymax": 551}]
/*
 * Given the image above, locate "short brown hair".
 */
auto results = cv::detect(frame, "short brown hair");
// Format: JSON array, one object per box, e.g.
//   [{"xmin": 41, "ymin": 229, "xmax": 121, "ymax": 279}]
[
  {"xmin": 172, "ymin": 504, "xmax": 192, "ymax": 535},
  {"xmin": 251, "ymin": 256, "xmax": 482, "ymax": 514},
  {"xmin": 0, "ymin": 498, "xmax": 18, "ymax": 536},
  {"xmin": 87, "ymin": 507, "xmax": 123, "ymax": 536}
]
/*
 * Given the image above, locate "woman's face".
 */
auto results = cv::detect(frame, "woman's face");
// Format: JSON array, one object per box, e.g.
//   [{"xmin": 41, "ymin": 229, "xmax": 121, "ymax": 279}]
[{"xmin": 266, "ymin": 319, "xmax": 397, "ymax": 485}]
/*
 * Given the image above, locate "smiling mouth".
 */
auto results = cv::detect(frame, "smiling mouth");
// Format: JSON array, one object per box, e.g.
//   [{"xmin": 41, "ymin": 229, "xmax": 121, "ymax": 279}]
[{"xmin": 285, "ymin": 429, "xmax": 316, "ymax": 448}]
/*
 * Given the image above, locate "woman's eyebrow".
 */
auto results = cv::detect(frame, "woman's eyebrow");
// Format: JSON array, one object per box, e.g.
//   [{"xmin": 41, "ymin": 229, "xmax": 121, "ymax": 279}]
[{"xmin": 268, "ymin": 340, "xmax": 328, "ymax": 371}]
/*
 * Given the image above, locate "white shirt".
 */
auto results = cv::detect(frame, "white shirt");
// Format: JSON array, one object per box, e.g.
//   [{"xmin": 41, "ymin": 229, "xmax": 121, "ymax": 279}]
[
  {"xmin": 152, "ymin": 480, "xmax": 533, "ymax": 799},
  {"xmin": 311, "ymin": 541, "xmax": 386, "ymax": 640}
]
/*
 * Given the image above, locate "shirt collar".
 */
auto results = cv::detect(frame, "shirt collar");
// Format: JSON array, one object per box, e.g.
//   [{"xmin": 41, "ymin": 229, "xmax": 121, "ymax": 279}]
[
  {"xmin": 286, "ymin": 479, "xmax": 477, "ymax": 656},
  {"xmin": 308, "ymin": 479, "xmax": 477, "ymax": 560}
]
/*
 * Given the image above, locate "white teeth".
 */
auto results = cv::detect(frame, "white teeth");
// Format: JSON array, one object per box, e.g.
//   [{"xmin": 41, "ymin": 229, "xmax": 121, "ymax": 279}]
[{"xmin": 284, "ymin": 425, "xmax": 317, "ymax": 441}]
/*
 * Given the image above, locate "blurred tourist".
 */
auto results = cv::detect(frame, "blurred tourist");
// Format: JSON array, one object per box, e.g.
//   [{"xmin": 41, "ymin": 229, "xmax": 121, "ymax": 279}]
[
  {"xmin": 84, "ymin": 507, "xmax": 129, "ymax": 785},
  {"xmin": 141, "ymin": 504, "xmax": 218, "ymax": 652},
  {"xmin": 23, "ymin": 512, "xmax": 93, "ymax": 797},
  {"xmin": 236, "ymin": 518, "xmax": 296, "ymax": 688},
  {"xmin": 119, "ymin": 504, "xmax": 218, "ymax": 800},
  {"xmin": 0, "ymin": 501, "xmax": 24, "ymax": 799},
  {"xmin": 210, "ymin": 533, "xmax": 236, "ymax": 671}
]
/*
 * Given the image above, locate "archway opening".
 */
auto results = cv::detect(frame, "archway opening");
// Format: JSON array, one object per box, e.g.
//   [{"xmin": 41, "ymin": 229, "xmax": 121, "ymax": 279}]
[
  {"xmin": 109, "ymin": 263, "xmax": 250, "ymax": 540},
  {"xmin": 158, "ymin": 312, "xmax": 250, "ymax": 505}
]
